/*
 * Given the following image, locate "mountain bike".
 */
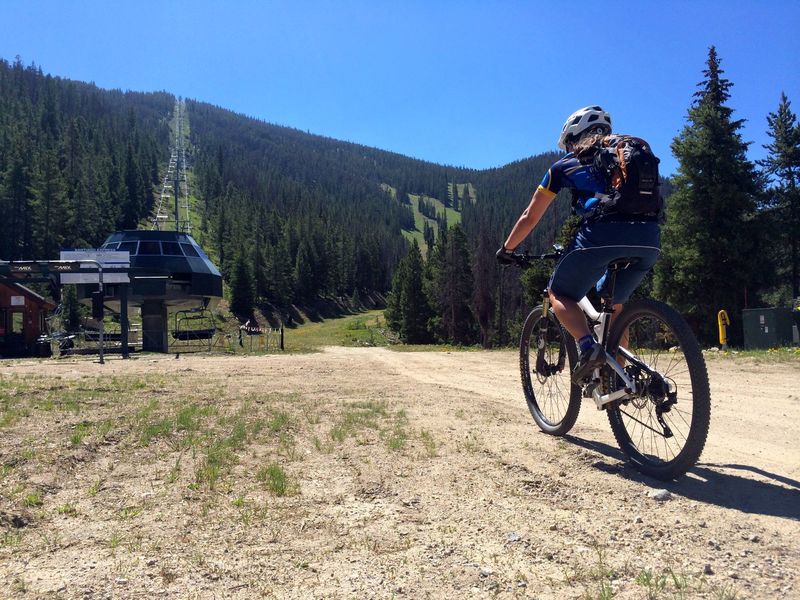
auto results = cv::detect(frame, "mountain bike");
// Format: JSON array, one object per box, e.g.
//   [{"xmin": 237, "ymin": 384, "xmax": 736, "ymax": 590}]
[{"xmin": 509, "ymin": 249, "xmax": 710, "ymax": 481}]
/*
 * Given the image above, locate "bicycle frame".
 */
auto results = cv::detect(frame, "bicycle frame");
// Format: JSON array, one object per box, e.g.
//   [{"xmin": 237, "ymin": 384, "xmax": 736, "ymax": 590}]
[
  {"xmin": 577, "ymin": 296, "xmax": 640, "ymax": 408},
  {"xmin": 511, "ymin": 249, "xmax": 668, "ymax": 410},
  {"xmin": 510, "ymin": 249, "xmax": 710, "ymax": 480}
]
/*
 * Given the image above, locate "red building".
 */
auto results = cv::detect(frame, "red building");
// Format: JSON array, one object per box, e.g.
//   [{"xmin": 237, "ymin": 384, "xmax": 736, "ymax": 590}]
[{"xmin": 0, "ymin": 283, "xmax": 56, "ymax": 357}]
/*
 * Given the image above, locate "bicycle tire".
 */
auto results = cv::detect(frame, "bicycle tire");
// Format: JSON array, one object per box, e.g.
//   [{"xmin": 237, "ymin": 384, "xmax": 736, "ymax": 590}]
[
  {"xmin": 605, "ymin": 299, "xmax": 711, "ymax": 480},
  {"xmin": 519, "ymin": 306, "xmax": 581, "ymax": 435}
]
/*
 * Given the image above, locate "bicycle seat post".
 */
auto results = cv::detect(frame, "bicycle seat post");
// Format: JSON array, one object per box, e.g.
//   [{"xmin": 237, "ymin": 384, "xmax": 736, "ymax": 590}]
[{"xmin": 596, "ymin": 261, "xmax": 626, "ymax": 349}]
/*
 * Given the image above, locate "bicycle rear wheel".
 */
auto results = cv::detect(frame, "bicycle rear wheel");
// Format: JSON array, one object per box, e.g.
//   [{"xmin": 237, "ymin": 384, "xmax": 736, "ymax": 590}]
[
  {"xmin": 606, "ymin": 299, "xmax": 710, "ymax": 480},
  {"xmin": 519, "ymin": 306, "xmax": 581, "ymax": 435}
]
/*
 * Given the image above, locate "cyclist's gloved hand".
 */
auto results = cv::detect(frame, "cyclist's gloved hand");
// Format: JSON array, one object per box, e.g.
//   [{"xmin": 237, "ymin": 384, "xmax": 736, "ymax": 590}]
[{"xmin": 496, "ymin": 246, "xmax": 515, "ymax": 265}]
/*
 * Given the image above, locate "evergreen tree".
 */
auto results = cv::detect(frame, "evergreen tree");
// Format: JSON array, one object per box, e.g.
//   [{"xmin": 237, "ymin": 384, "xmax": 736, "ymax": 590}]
[
  {"xmin": 426, "ymin": 224, "xmax": 475, "ymax": 344},
  {"xmin": 760, "ymin": 92, "xmax": 800, "ymax": 300},
  {"xmin": 294, "ymin": 241, "xmax": 315, "ymax": 302},
  {"xmin": 384, "ymin": 256, "xmax": 407, "ymax": 334},
  {"xmin": 229, "ymin": 250, "xmax": 255, "ymax": 317},
  {"xmin": 401, "ymin": 241, "xmax": 432, "ymax": 343},
  {"xmin": 471, "ymin": 224, "xmax": 496, "ymax": 347},
  {"xmin": 30, "ymin": 147, "xmax": 69, "ymax": 258},
  {"xmin": 386, "ymin": 240, "xmax": 433, "ymax": 343},
  {"xmin": 61, "ymin": 285, "xmax": 84, "ymax": 332},
  {"xmin": 655, "ymin": 47, "xmax": 763, "ymax": 344}
]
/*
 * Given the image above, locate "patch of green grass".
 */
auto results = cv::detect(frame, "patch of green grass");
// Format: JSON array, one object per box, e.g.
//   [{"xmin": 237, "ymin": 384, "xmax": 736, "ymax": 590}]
[
  {"xmin": 23, "ymin": 491, "xmax": 43, "ymax": 507},
  {"xmin": 176, "ymin": 404, "xmax": 203, "ymax": 432},
  {"xmin": 166, "ymin": 455, "xmax": 182, "ymax": 484},
  {"xmin": 108, "ymin": 531, "xmax": 123, "ymax": 550},
  {"xmin": 0, "ymin": 392, "xmax": 26, "ymax": 428},
  {"xmin": 194, "ymin": 408, "xmax": 252, "ymax": 489},
  {"xmin": 705, "ymin": 346, "xmax": 800, "ymax": 363},
  {"xmin": 330, "ymin": 400, "xmax": 389, "ymax": 442},
  {"xmin": 94, "ymin": 419, "xmax": 115, "ymax": 441},
  {"xmin": 56, "ymin": 503, "xmax": 78, "ymax": 517},
  {"xmin": 257, "ymin": 463, "xmax": 296, "ymax": 496},
  {"xmin": 87, "ymin": 478, "xmax": 102, "ymax": 497},
  {"xmin": 420, "ymin": 429, "xmax": 437, "ymax": 457},
  {"xmin": 20, "ymin": 440, "xmax": 37, "ymax": 461},
  {"xmin": 279, "ymin": 432, "xmax": 300, "ymax": 461},
  {"xmin": 0, "ymin": 530, "xmax": 23, "ymax": 548},
  {"xmin": 134, "ymin": 399, "xmax": 159, "ymax": 423},
  {"xmin": 713, "ymin": 585, "xmax": 739, "ymax": 600},
  {"xmin": 140, "ymin": 418, "xmax": 173, "ymax": 446},
  {"xmin": 268, "ymin": 411, "xmax": 291, "ymax": 433},
  {"xmin": 70, "ymin": 422, "xmax": 93, "ymax": 446},
  {"xmin": 118, "ymin": 505, "xmax": 142, "ymax": 520},
  {"xmin": 636, "ymin": 568, "xmax": 665, "ymax": 599},
  {"xmin": 386, "ymin": 410, "xmax": 409, "ymax": 451},
  {"xmin": 287, "ymin": 310, "xmax": 389, "ymax": 352},
  {"xmin": 404, "ymin": 193, "xmax": 463, "ymax": 254}
]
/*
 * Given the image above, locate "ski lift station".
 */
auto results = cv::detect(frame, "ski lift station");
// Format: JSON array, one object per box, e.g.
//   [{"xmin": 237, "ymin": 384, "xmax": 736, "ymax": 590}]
[
  {"xmin": 62, "ymin": 230, "xmax": 223, "ymax": 353},
  {"xmin": 0, "ymin": 100, "xmax": 224, "ymax": 357}
]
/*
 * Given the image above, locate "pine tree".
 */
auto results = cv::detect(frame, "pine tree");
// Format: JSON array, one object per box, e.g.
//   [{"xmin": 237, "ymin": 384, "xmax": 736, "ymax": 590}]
[
  {"xmin": 654, "ymin": 47, "xmax": 763, "ymax": 343},
  {"xmin": 61, "ymin": 285, "xmax": 84, "ymax": 332},
  {"xmin": 294, "ymin": 241, "xmax": 315, "ymax": 302},
  {"xmin": 229, "ymin": 250, "xmax": 256, "ymax": 317},
  {"xmin": 31, "ymin": 151, "xmax": 71, "ymax": 258},
  {"xmin": 384, "ymin": 258, "xmax": 406, "ymax": 333},
  {"xmin": 400, "ymin": 240, "xmax": 432, "ymax": 343},
  {"xmin": 471, "ymin": 224, "xmax": 496, "ymax": 347},
  {"xmin": 385, "ymin": 240, "xmax": 433, "ymax": 343},
  {"xmin": 426, "ymin": 225, "xmax": 475, "ymax": 344},
  {"xmin": 760, "ymin": 92, "xmax": 800, "ymax": 300}
]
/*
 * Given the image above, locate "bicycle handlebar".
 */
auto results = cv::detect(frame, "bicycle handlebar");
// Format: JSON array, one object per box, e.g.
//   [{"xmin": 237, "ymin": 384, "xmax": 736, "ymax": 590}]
[{"xmin": 508, "ymin": 250, "xmax": 563, "ymax": 268}]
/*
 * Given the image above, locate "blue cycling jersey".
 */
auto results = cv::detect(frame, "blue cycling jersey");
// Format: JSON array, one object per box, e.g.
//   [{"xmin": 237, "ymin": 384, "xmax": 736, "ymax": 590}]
[{"xmin": 537, "ymin": 153, "xmax": 606, "ymax": 216}]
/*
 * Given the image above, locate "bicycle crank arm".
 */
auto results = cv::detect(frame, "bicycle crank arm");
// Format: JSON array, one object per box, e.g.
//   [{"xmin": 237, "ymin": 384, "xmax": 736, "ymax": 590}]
[{"xmin": 592, "ymin": 385, "xmax": 629, "ymax": 409}]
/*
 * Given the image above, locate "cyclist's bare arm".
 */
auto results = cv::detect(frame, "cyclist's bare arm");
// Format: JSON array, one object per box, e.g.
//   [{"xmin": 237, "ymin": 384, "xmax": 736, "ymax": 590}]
[{"xmin": 503, "ymin": 189, "xmax": 556, "ymax": 250}]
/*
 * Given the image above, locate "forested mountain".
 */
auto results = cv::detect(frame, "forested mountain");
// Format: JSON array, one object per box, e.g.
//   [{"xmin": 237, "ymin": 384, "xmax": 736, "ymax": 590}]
[
  {"xmin": 0, "ymin": 58, "xmax": 172, "ymax": 260},
  {"xmin": 186, "ymin": 99, "xmax": 565, "ymax": 316},
  {"xmin": 1, "ymin": 52, "xmax": 795, "ymax": 347},
  {"xmin": 0, "ymin": 58, "xmax": 567, "ymax": 334}
]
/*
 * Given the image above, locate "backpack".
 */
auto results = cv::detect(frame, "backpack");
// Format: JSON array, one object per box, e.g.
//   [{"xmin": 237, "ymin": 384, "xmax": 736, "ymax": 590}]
[{"xmin": 576, "ymin": 134, "xmax": 662, "ymax": 218}]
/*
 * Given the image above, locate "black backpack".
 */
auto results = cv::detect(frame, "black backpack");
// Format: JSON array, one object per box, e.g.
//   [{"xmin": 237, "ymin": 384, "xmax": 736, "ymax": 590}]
[{"xmin": 577, "ymin": 134, "xmax": 663, "ymax": 217}]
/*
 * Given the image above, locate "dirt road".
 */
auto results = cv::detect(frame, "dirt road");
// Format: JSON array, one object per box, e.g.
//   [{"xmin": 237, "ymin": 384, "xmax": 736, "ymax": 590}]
[{"xmin": 0, "ymin": 348, "xmax": 798, "ymax": 599}]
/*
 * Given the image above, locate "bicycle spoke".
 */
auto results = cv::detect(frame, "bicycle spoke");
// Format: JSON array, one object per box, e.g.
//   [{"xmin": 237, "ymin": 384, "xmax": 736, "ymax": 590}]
[
  {"xmin": 607, "ymin": 300, "xmax": 710, "ymax": 480},
  {"xmin": 520, "ymin": 308, "xmax": 581, "ymax": 436}
]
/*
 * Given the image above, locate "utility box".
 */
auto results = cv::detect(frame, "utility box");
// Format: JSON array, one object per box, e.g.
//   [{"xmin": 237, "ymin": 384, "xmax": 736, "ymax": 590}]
[{"xmin": 742, "ymin": 307, "xmax": 795, "ymax": 349}]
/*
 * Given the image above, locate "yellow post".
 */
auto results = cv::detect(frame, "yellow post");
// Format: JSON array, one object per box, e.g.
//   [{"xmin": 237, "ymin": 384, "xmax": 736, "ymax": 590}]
[{"xmin": 717, "ymin": 309, "xmax": 730, "ymax": 350}]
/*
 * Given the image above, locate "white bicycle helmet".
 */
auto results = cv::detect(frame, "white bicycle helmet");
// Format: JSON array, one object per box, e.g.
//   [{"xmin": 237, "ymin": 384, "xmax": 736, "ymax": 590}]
[{"xmin": 557, "ymin": 105, "xmax": 612, "ymax": 150}]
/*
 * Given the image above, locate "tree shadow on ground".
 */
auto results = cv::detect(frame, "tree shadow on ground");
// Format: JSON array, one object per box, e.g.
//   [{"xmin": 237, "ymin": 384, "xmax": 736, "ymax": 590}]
[
  {"xmin": 565, "ymin": 435, "xmax": 800, "ymax": 521},
  {"xmin": 263, "ymin": 292, "xmax": 387, "ymax": 329}
]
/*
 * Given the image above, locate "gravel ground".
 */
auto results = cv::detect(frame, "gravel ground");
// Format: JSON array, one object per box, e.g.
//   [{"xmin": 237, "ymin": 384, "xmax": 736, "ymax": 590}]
[{"xmin": 0, "ymin": 348, "xmax": 798, "ymax": 599}]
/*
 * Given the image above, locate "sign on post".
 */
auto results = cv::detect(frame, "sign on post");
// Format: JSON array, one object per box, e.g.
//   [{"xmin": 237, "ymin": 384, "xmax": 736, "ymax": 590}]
[{"xmin": 59, "ymin": 250, "xmax": 130, "ymax": 284}]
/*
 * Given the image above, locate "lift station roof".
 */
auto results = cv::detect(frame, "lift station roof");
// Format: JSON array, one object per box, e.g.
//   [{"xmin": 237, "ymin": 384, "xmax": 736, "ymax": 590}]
[{"xmin": 98, "ymin": 230, "xmax": 223, "ymax": 311}]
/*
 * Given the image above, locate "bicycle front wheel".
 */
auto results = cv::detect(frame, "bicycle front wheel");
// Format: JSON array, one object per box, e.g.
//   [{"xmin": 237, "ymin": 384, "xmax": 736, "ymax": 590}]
[
  {"xmin": 606, "ymin": 299, "xmax": 711, "ymax": 480},
  {"xmin": 519, "ymin": 306, "xmax": 581, "ymax": 435}
]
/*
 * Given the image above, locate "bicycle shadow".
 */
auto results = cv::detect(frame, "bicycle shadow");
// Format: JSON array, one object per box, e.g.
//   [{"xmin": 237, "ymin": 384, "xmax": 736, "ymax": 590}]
[{"xmin": 564, "ymin": 435, "xmax": 800, "ymax": 521}]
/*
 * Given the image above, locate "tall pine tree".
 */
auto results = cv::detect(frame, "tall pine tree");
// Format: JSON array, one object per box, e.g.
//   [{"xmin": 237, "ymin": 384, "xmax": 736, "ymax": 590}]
[
  {"xmin": 655, "ymin": 47, "xmax": 762, "ymax": 344},
  {"xmin": 426, "ymin": 224, "xmax": 475, "ymax": 344},
  {"xmin": 385, "ymin": 240, "xmax": 433, "ymax": 343},
  {"xmin": 229, "ymin": 250, "xmax": 256, "ymax": 318},
  {"xmin": 760, "ymin": 92, "xmax": 800, "ymax": 301}
]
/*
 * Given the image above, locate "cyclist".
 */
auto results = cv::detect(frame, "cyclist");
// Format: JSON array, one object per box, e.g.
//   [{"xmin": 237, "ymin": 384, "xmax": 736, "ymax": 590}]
[{"xmin": 496, "ymin": 106, "xmax": 661, "ymax": 383}]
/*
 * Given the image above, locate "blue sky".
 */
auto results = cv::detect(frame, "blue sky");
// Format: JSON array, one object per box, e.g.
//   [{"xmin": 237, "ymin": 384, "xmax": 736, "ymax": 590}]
[{"xmin": 1, "ymin": 1, "xmax": 799, "ymax": 175}]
